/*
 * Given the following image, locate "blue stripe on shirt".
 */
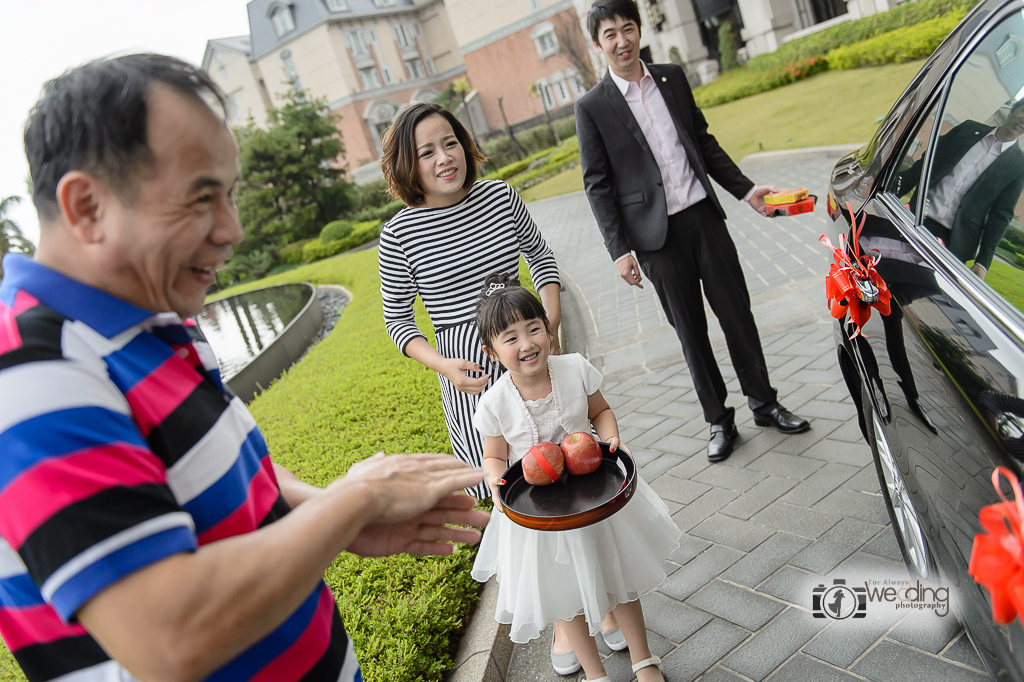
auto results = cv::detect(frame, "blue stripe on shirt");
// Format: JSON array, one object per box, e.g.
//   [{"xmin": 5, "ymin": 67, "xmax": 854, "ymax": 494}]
[
  {"xmin": 0, "ymin": 573, "xmax": 43, "ymax": 609},
  {"xmin": 206, "ymin": 583, "xmax": 324, "ymax": 682},
  {"xmin": 183, "ymin": 428, "xmax": 269, "ymax": 533},
  {"xmin": 48, "ymin": 525, "xmax": 197, "ymax": 622},
  {"xmin": 0, "ymin": 406, "xmax": 148, "ymax": 492},
  {"xmin": 103, "ymin": 333, "xmax": 176, "ymax": 394}
]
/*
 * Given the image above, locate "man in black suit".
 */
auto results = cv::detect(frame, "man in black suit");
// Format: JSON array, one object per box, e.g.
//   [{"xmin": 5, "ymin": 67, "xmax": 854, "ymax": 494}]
[
  {"xmin": 894, "ymin": 101, "xmax": 1024, "ymax": 280},
  {"xmin": 575, "ymin": 0, "xmax": 809, "ymax": 463}
]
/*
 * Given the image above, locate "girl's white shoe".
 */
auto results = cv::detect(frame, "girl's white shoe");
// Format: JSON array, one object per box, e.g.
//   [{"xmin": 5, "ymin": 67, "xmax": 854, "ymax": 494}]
[{"xmin": 631, "ymin": 655, "xmax": 662, "ymax": 674}]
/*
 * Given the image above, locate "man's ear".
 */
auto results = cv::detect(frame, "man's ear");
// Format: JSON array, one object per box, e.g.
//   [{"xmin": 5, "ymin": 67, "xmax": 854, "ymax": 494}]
[{"xmin": 55, "ymin": 171, "xmax": 110, "ymax": 244}]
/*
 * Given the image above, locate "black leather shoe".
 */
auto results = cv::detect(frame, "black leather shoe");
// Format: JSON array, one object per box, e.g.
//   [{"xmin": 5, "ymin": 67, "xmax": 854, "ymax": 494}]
[
  {"xmin": 753, "ymin": 405, "xmax": 810, "ymax": 434},
  {"xmin": 708, "ymin": 423, "xmax": 738, "ymax": 462}
]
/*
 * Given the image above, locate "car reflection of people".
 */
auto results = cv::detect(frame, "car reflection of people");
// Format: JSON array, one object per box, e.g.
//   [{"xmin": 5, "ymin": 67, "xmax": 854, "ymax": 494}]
[{"xmin": 894, "ymin": 100, "xmax": 1024, "ymax": 280}]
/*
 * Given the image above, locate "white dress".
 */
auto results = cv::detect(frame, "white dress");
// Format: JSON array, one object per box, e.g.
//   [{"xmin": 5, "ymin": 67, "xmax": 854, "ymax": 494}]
[{"xmin": 471, "ymin": 354, "xmax": 681, "ymax": 644}]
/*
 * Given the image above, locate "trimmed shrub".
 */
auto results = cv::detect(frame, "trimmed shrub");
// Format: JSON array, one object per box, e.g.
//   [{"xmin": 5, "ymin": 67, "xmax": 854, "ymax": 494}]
[
  {"xmin": 279, "ymin": 238, "xmax": 315, "ymax": 265},
  {"xmin": 826, "ymin": 10, "xmax": 967, "ymax": 68},
  {"xmin": 747, "ymin": 0, "xmax": 980, "ymax": 72},
  {"xmin": 694, "ymin": 57, "xmax": 828, "ymax": 108},
  {"xmin": 351, "ymin": 199, "xmax": 405, "ymax": 224},
  {"xmin": 321, "ymin": 220, "xmax": 355, "ymax": 244},
  {"xmin": 303, "ymin": 220, "xmax": 382, "ymax": 263},
  {"xmin": 718, "ymin": 18, "xmax": 741, "ymax": 72}
]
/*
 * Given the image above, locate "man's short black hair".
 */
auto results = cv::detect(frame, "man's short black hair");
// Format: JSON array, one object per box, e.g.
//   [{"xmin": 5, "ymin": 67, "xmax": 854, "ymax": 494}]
[
  {"xmin": 24, "ymin": 53, "xmax": 227, "ymax": 222},
  {"xmin": 1011, "ymin": 99, "xmax": 1024, "ymax": 116},
  {"xmin": 587, "ymin": 0, "xmax": 643, "ymax": 43}
]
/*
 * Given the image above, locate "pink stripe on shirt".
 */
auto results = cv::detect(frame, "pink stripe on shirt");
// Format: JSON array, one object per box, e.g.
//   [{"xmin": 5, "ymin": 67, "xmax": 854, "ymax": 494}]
[
  {"xmin": 0, "ymin": 603, "xmax": 89, "ymax": 651},
  {"xmin": 197, "ymin": 466, "xmax": 280, "ymax": 546},
  {"xmin": 250, "ymin": 586, "xmax": 335, "ymax": 682},
  {"xmin": 0, "ymin": 304, "xmax": 21, "ymax": 356},
  {"xmin": 126, "ymin": 357, "xmax": 203, "ymax": 436},
  {"xmin": 0, "ymin": 443, "xmax": 166, "ymax": 548},
  {"xmin": 11, "ymin": 291, "xmax": 39, "ymax": 316}
]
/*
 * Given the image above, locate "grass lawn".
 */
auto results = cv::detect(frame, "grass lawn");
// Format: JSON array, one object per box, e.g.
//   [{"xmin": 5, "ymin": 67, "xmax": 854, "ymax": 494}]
[
  {"xmin": 984, "ymin": 260, "xmax": 1024, "ymax": 312},
  {"xmin": 520, "ymin": 59, "xmax": 925, "ymax": 203}
]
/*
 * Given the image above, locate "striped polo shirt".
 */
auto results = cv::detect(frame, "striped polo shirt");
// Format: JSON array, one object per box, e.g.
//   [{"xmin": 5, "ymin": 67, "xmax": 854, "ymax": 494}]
[{"xmin": 0, "ymin": 254, "xmax": 360, "ymax": 682}]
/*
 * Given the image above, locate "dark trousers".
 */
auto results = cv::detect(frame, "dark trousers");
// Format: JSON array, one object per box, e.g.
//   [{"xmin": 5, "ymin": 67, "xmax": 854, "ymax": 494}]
[{"xmin": 635, "ymin": 199, "xmax": 777, "ymax": 426}]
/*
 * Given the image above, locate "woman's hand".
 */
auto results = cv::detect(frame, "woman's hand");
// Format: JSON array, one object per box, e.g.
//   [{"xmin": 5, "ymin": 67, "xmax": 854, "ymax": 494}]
[
  {"xmin": 487, "ymin": 473, "xmax": 505, "ymax": 513},
  {"xmin": 607, "ymin": 437, "xmax": 621, "ymax": 453},
  {"xmin": 440, "ymin": 357, "xmax": 491, "ymax": 394}
]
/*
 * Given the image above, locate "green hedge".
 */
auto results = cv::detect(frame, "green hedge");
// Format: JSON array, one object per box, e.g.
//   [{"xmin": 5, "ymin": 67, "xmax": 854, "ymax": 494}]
[
  {"xmin": 351, "ymin": 199, "xmax": 405, "ymax": 224},
  {"xmin": 302, "ymin": 220, "xmax": 381, "ymax": 263},
  {"xmin": 694, "ymin": 56, "xmax": 828, "ymax": 108},
  {"xmin": 321, "ymin": 220, "xmax": 355, "ymax": 243},
  {"xmin": 747, "ymin": 0, "xmax": 979, "ymax": 71},
  {"xmin": 279, "ymin": 238, "xmax": 315, "ymax": 265},
  {"xmin": 826, "ymin": 10, "xmax": 967, "ymax": 68},
  {"xmin": 484, "ymin": 137, "xmax": 581, "ymax": 191},
  {"xmin": 693, "ymin": 0, "xmax": 978, "ymax": 108}
]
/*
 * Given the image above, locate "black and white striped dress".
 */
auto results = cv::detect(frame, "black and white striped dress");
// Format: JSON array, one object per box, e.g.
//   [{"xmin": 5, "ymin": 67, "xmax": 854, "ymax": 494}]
[{"xmin": 378, "ymin": 180, "xmax": 560, "ymax": 497}]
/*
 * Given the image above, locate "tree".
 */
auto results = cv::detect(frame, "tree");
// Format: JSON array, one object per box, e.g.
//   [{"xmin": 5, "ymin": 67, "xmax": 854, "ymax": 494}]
[
  {"xmin": 0, "ymin": 196, "xmax": 35, "ymax": 280},
  {"xmin": 229, "ymin": 88, "xmax": 357, "ymax": 283},
  {"xmin": 717, "ymin": 18, "xmax": 740, "ymax": 72},
  {"xmin": 529, "ymin": 83, "xmax": 562, "ymax": 147},
  {"xmin": 555, "ymin": 15, "xmax": 598, "ymax": 90},
  {"xmin": 668, "ymin": 46, "xmax": 699, "ymax": 89}
]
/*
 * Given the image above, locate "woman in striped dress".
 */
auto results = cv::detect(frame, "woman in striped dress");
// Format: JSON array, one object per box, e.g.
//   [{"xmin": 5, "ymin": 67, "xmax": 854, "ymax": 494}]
[{"xmin": 378, "ymin": 102, "xmax": 562, "ymax": 499}]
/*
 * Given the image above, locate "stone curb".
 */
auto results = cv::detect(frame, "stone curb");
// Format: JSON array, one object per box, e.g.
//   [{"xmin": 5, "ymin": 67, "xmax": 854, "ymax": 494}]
[
  {"xmin": 741, "ymin": 142, "xmax": 865, "ymax": 166},
  {"xmin": 448, "ymin": 577, "xmax": 513, "ymax": 682}
]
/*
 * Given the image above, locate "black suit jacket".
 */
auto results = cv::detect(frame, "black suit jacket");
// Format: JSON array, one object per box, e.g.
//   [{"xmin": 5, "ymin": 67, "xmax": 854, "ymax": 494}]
[
  {"xmin": 575, "ymin": 63, "xmax": 755, "ymax": 261},
  {"xmin": 895, "ymin": 120, "xmax": 1024, "ymax": 269}
]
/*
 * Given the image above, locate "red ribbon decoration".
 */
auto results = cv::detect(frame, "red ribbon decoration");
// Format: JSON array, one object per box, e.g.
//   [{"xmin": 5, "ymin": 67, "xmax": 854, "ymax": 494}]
[
  {"xmin": 969, "ymin": 466, "xmax": 1024, "ymax": 626},
  {"xmin": 820, "ymin": 202, "xmax": 892, "ymax": 339}
]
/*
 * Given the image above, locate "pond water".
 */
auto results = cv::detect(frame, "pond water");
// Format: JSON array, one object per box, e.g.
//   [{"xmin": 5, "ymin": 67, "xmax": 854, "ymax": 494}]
[{"xmin": 195, "ymin": 283, "xmax": 313, "ymax": 381}]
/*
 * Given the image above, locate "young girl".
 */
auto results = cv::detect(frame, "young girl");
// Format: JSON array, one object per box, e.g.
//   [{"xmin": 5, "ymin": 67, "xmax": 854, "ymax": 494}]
[{"xmin": 471, "ymin": 273, "xmax": 681, "ymax": 682}]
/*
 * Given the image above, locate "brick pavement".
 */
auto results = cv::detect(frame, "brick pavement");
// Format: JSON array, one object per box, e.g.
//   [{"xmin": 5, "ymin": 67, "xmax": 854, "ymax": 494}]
[{"xmin": 503, "ymin": 154, "xmax": 989, "ymax": 682}]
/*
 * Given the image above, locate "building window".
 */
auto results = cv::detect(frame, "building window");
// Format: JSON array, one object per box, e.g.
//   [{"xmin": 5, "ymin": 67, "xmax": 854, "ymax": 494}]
[
  {"xmin": 374, "ymin": 0, "xmax": 396, "ymax": 6},
  {"xmin": 227, "ymin": 93, "xmax": 242, "ymax": 122},
  {"xmin": 360, "ymin": 67, "xmax": 383, "ymax": 90},
  {"xmin": 569, "ymin": 73, "xmax": 585, "ymax": 97},
  {"xmin": 425, "ymin": 57, "xmax": 436, "ymax": 75},
  {"xmin": 281, "ymin": 50, "xmax": 303, "ymax": 91},
  {"xmin": 552, "ymin": 79, "xmax": 571, "ymax": 104},
  {"xmin": 536, "ymin": 82, "xmax": 555, "ymax": 110},
  {"xmin": 393, "ymin": 23, "xmax": 415, "ymax": 48},
  {"xmin": 382, "ymin": 65, "xmax": 394, "ymax": 84},
  {"xmin": 532, "ymin": 23, "xmax": 558, "ymax": 59},
  {"xmin": 406, "ymin": 59, "xmax": 425, "ymax": 79},
  {"xmin": 368, "ymin": 27, "xmax": 378, "ymax": 43},
  {"xmin": 325, "ymin": 0, "xmax": 348, "ymax": 10},
  {"xmin": 270, "ymin": 6, "xmax": 296, "ymax": 37},
  {"xmin": 528, "ymin": 0, "xmax": 543, "ymax": 10},
  {"xmin": 345, "ymin": 30, "xmax": 370, "ymax": 56}
]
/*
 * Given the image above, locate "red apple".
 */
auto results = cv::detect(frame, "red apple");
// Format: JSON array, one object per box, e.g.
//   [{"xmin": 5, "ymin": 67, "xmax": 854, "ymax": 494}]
[
  {"xmin": 523, "ymin": 441, "xmax": 564, "ymax": 485},
  {"xmin": 560, "ymin": 432, "xmax": 603, "ymax": 476}
]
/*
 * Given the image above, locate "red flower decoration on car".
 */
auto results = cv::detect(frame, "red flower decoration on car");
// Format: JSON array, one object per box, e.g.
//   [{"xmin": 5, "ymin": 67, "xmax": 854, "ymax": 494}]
[
  {"xmin": 970, "ymin": 466, "xmax": 1024, "ymax": 626},
  {"xmin": 820, "ymin": 202, "xmax": 892, "ymax": 339}
]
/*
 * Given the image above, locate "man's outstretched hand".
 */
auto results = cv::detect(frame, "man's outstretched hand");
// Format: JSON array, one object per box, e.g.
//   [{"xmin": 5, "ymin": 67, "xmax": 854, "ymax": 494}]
[
  {"xmin": 340, "ymin": 453, "xmax": 490, "ymax": 556},
  {"xmin": 746, "ymin": 185, "xmax": 778, "ymax": 217}
]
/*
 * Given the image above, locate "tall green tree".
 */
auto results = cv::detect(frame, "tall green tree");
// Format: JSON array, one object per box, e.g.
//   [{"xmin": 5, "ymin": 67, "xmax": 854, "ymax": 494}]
[
  {"xmin": 0, "ymin": 196, "xmax": 35, "ymax": 280},
  {"xmin": 228, "ymin": 88, "xmax": 356, "ymax": 283}
]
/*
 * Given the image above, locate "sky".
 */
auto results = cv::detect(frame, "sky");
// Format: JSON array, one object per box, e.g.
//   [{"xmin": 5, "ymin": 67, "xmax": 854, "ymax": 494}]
[{"xmin": 0, "ymin": 1, "xmax": 254, "ymax": 246}]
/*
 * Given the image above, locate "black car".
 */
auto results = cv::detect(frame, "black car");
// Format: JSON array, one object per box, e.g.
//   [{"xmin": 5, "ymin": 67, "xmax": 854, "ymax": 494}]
[{"xmin": 829, "ymin": 0, "xmax": 1024, "ymax": 677}]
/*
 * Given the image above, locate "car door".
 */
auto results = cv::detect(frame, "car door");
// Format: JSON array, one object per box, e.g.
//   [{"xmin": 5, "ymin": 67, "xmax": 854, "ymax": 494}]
[{"xmin": 842, "ymin": 4, "xmax": 1024, "ymax": 675}]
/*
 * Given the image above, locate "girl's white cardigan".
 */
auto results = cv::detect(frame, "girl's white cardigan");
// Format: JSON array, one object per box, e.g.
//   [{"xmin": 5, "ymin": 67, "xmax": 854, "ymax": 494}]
[{"xmin": 472, "ymin": 353, "xmax": 602, "ymax": 462}]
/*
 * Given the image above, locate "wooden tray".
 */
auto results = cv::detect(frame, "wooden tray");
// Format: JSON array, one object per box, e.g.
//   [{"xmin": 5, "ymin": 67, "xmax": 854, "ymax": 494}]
[{"xmin": 498, "ymin": 443, "xmax": 637, "ymax": 531}]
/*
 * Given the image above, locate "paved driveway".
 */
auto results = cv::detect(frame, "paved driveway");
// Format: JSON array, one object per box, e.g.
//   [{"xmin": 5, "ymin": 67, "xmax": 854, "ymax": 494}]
[{"xmin": 506, "ymin": 153, "xmax": 990, "ymax": 682}]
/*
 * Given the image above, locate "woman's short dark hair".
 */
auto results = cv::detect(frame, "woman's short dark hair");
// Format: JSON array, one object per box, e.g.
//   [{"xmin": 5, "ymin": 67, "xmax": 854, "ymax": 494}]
[
  {"xmin": 476, "ymin": 272, "xmax": 550, "ymax": 351},
  {"xmin": 381, "ymin": 102, "xmax": 486, "ymax": 207},
  {"xmin": 586, "ymin": 0, "xmax": 643, "ymax": 43},
  {"xmin": 24, "ymin": 53, "xmax": 226, "ymax": 222}
]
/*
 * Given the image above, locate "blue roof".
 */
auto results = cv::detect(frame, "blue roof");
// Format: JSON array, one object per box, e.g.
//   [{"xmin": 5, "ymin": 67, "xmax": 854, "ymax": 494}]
[{"xmin": 248, "ymin": 0, "xmax": 418, "ymax": 60}]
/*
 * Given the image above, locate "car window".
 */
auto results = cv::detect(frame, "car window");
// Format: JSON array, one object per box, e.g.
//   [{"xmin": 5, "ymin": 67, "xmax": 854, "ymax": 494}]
[
  {"xmin": 885, "ymin": 99, "xmax": 942, "ymax": 214},
  {"xmin": 915, "ymin": 9, "xmax": 1024, "ymax": 313}
]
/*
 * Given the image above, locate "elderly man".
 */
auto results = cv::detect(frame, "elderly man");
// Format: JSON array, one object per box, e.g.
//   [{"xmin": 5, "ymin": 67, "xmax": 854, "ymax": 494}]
[{"xmin": 0, "ymin": 54, "xmax": 488, "ymax": 682}]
